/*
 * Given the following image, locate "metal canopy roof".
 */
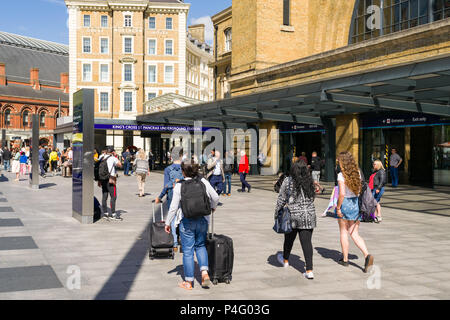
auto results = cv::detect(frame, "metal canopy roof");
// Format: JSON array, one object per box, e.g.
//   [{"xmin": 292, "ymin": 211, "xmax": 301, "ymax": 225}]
[{"xmin": 137, "ymin": 56, "xmax": 450, "ymax": 129}]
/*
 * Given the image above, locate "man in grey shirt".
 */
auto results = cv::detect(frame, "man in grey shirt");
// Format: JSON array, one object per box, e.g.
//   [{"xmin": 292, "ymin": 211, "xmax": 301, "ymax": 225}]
[{"xmin": 389, "ymin": 148, "xmax": 403, "ymax": 188}]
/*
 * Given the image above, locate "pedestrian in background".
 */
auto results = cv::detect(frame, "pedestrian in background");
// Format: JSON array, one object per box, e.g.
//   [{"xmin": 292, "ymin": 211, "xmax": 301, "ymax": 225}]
[
  {"xmin": 369, "ymin": 160, "xmax": 385, "ymax": 223},
  {"xmin": 122, "ymin": 148, "xmax": 131, "ymax": 176},
  {"xmin": 389, "ymin": 148, "xmax": 403, "ymax": 188},
  {"xmin": 275, "ymin": 160, "xmax": 317, "ymax": 279},
  {"xmin": 19, "ymin": 151, "xmax": 28, "ymax": 178},
  {"xmin": 134, "ymin": 149, "xmax": 150, "ymax": 197},
  {"xmin": 49, "ymin": 148, "xmax": 59, "ymax": 175},
  {"xmin": 12, "ymin": 148, "xmax": 21, "ymax": 181},
  {"xmin": 335, "ymin": 152, "xmax": 374, "ymax": 273},
  {"xmin": 98, "ymin": 147, "xmax": 122, "ymax": 220},
  {"xmin": 238, "ymin": 150, "xmax": 251, "ymax": 193},
  {"xmin": 3, "ymin": 147, "xmax": 11, "ymax": 171},
  {"xmin": 310, "ymin": 151, "xmax": 325, "ymax": 194},
  {"xmin": 223, "ymin": 151, "xmax": 234, "ymax": 196},
  {"xmin": 207, "ymin": 150, "xmax": 224, "ymax": 196},
  {"xmin": 299, "ymin": 152, "xmax": 308, "ymax": 165}
]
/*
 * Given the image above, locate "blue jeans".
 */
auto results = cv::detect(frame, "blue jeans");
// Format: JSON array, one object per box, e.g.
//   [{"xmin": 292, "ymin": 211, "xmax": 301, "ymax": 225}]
[
  {"xmin": 3, "ymin": 159, "xmax": 10, "ymax": 171},
  {"xmin": 179, "ymin": 217, "xmax": 209, "ymax": 282},
  {"xmin": 390, "ymin": 166, "xmax": 399, "ymax": 187},
  {"xmin": 223, "ymin": 173, "xmax": 232, "ymax": 194},
  {"xmin": 240, "ymin": 173, "xmax": 251, "ymax": 191},
  {"xmin": 210, "ymin": 175, "xmax": 223, "ymax": 196},
  {"xmin": 166, "ymin": 189, "xmax": 178, "ymax": 247},
  {"xmin": 39, "ymin": 160, "xmax": 46, "ymax": 175},
  {"xmin": 372, "ymin": 187, "xmax": 385, "ymax": 203},
  {"xmin": 124, "ymin": 160, "xmax": 130, "ymax": 175}
]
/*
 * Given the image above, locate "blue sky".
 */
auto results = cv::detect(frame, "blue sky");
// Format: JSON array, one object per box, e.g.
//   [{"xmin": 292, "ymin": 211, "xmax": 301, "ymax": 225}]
[{"xmin": 0, "ymin": 0, "xmax": 231, "ymax": 45}]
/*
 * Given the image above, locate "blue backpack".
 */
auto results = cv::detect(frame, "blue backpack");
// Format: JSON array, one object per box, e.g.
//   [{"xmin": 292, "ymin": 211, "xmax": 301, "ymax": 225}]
[{"xmin": 167, "ymin": 165, "xmax": 184, "ymax": 190}]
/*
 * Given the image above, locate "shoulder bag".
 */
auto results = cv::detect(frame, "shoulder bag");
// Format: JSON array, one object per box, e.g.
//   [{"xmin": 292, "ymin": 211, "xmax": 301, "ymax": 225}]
[{"xmin": 273, "ymin": 179, "xmax": 293, "ymax": 234}]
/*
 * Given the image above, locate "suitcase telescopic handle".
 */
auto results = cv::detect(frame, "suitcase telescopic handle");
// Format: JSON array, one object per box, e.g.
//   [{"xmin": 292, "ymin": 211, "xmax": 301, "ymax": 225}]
[{"xmin": 152, "ymin": 200, "xmax": 164, "ymax": 222}]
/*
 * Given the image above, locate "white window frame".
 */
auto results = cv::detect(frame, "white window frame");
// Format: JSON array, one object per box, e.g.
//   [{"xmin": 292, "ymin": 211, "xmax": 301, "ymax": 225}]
[
  {"xmin": 147, "ymin": 92, "xmax": 157, "ymax": 101},
  {"xmin": 100, "ymin": 37, "xmax": 109, "ymax": 54},
  {"xmin": 123, "ymin": 63, "xmax": 134, "ymax": 82},
  {"xmin": 123, "ymin": 36, "xmax": 133, "ymax": 54},
  {"xmin": 166, "ymin": 17, "xmax": 173, "ymax": 30},
  {"xmin": 99, "ymin": 91, "xmax": 109, "ymax": 112},
  {"xmin": 165, "ymin": 39, "xmax": 173, "ymax": 56},
  {"xmin": 148, "ymin": 38, "xmax": 157, "ymax": 55},
  {"xmin": 101, "ymin": 15, "xmax": 108, "ymax": 28},
  {"xmin": 123, "ymin": 91, "xmax": 134, "ymax": 112},
  {"xmin": 124, "ymin": 13, "xmax": 132, "ymax": 27},
  {"xmin": 224, "ymin": 28, "xmax": 232, "ymax": 52},
  {"xmin": 83, "ymin": 14, "xmax": 91, "ymax": 27},
  {"xmin": 82, "ymin": 37, "xmax": 92, "ymax": 54},
  {"xmin": 99, "ymin": 64, "xmax": 109, "ymax": 82},
  {"xmin": 82, "ymin": 63, "xmax": 92, "ymax": 82},
  {"xmin": 164, "ymin": 64, "xmax": 174, "ymax": 84},
  {"xmin": 149, "ymin": 16, "xmax": 156, "ymax": 29},
  {"xmin": 147, "ymin": 64, "xmax": 157, "ymax": 83}
]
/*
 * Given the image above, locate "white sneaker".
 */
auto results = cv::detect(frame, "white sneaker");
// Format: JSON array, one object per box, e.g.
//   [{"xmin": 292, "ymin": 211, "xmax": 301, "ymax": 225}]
[
  {"xmin": 277, "ymin": 253, "xmax": 289, "ymax": 268},
  {"xmin": 303, "ymin": 271, "xmax": 314, "ymax": 280}
]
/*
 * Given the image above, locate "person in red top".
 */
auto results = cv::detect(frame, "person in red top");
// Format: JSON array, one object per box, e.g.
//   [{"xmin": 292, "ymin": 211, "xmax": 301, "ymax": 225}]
[{"xmin": 238, "ymin": 150, "xmax": 251, "ymax": 193}]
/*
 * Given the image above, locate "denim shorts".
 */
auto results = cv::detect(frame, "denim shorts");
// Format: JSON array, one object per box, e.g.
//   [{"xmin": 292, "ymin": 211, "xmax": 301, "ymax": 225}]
[{"xmin": 335, "ymin": 197, "xmax": 361, "ymax": 221}]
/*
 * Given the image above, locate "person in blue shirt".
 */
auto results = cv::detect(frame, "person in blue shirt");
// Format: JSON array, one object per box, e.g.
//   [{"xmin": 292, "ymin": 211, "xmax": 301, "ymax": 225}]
[
  {"xmin": 38, "ymin": 145, "xmax": 47, "ymax": 177},
  {"xmin": 155, "ymin": 148, "xmax": 184, "ymax": 251}
]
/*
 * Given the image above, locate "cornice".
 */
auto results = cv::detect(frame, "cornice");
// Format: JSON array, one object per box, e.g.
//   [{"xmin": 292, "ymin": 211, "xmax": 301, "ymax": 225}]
[{"xmin": 65, "ymin": 1, "xmax": 190, "ymax": 13}]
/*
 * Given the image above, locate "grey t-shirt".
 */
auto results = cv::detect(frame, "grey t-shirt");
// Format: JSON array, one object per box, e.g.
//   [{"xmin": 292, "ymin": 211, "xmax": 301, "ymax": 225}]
[{"xmin": 390, "ymin": 153, "xmax": 402, "ymax": 167}]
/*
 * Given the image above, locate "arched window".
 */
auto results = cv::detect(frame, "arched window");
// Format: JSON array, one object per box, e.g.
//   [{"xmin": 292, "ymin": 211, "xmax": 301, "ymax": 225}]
[
  {"xmin": 22, "ymin": 110, "xmax": 29, "ymax": 128},
  {"xmin": 350, "ymin": 0, "xmax": 449, "ymax": 44},
  {"xmin": 39, "ymin": 111, "xmax": 46, "ymax": 127},
  {"xmin": 224, "ymin": 28, "xmax": 232, "ymax": 52},
  {"xmin": 4, "ymin": 109, "xmax": 11, "ymax": 126}
]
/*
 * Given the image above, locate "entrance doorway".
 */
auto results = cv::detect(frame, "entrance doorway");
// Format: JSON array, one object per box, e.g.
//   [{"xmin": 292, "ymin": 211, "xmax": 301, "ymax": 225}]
[
  {"xmin": 294, "ymin": 132, "xmax": 323, "ymax": 165},
  {"xmin": 410, "ymin": 126, "xmax": 433, "ymax": 187}
]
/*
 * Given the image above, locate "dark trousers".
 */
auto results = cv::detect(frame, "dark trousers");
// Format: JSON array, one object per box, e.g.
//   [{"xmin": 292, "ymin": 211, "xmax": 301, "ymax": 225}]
[
  {"xmin": 240, "ymin": 172, "xmax": 251, "ymax": 191},
  {"xmin": 223, "ymin": 173, "xmax": 232, "ymax": 194},
  {"xmin": 210, "ymin": 175, "xmax": 224, "ymax": 195},
  {"xmin": 39, "ymin": 160, "xmax": 46, "ymax": 175},
  {"xmin": 124, "ymin": 160, "xmax": 130, "ymax": 175},
  {"xmin": 390, "ymin": 166, "xmax": 399, "ymax": 187},
  {"xmin": 101, "ymin": 180, "xmax": 117, "ymax": 214},
  {"xmin": 283, "ymin": 229, "xmax": 314, "ymax": 271}
]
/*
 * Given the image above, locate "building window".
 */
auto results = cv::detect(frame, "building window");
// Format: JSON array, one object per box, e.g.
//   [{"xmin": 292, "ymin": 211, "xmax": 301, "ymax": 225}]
[
  {"xmin": 148, "ymin": 65, "xmax": 157, "ymax": 83},
  {"xmin": 101, "ymin": 15, "xmax": 108, "ymax": 28},
  {"xmin": 165, "ymin": 39, "xmax": 173, "ymax": 55},
  {"xmin": 4, "ymin": 109, "xmax": 11, "ymax": 126},
  {"xmin": 148, "ymin": 92, "xmax": 156, "ymax": 100},
  {"xmin": 124, "ymin": 92, "xmax": 133, "ymax": 112},
  {"xmin": 124, "ymin": 64, "xmax": 133, "ymax": 82},
  {"xmin": 148, "ymin": 39, "xmax": 156, "ymax": 55},
  {"xmin": 100, "ymin": 64, "xmax": 109, "ymax": 82},
  {"xmin": 224, "ymin": 28, "xmax": 232, "ymax": 52},
  {"xmin": 351, "ymin": 0, "xmax": 448, "ymax": 44},
  {"xmin": 165, "ymin": 65, "xmax": 174, "ymax": 84},
  {"xmin": 283, "ymin": 0, "xmax": 290, "ymax": 26},
  {"xmin": 149, "ymin": 17, "xmax": 156, "ymax": 29},
  {"xmin": 124, "ymin": 37, "xmax": 133, "ymax": 53},
  {"xmin": 82, "ymin": 63, "xmax": 92, "ymax": 81},
  {"xmin": 82, "ymin": 37, "xmax": 91, "ymax": 53},
  {"xmin": 124, "ymin": 14, "xmax": 132, "ymax": 27},
  {"xmin": 100, "ymin": 92, "xmax": 109, "ymax": 112},
  {"xmin": 166, "ymin": 17, "xmax": 173, "ymax": 30},
  {"xmin": 100, "ymin": 38, "xmax": 109, "ymax": 54},
  {"xmin": 39, "ymin": 112, "xmax": 45, "ymax": 127},
  {"xmin": 22, "ymin": 110, "xmax": 29, "ymax": 128},
  {"xmin": 83, "ymin": 15, "xmax": 91, "ymax": 27}
]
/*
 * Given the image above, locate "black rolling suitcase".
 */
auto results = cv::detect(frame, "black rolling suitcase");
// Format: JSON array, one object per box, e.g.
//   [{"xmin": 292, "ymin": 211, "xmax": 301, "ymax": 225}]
[
  {"xmin": 206, "ymin": 212, "xmax": 234, "ymax": 285},
  {"xmin": 149, "ymin": 200, "xmax": 174, "ymax": 260}
]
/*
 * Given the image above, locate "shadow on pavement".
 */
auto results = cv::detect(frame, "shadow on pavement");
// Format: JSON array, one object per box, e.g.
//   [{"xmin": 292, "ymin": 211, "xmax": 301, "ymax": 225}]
[
  {"xmin": 267, "ymin": 252, "xmax": 306, "ymax": 274},
  {"xmin": 168, "ymin": 262, "xmax": 204, "ymax": 288},
  {"xmin": 315, "ymin": 247, "xmax": 364, "ymax": 272},
  {"xmin": 0, "ymin": 174, "xmax": 9, "ymax": 182},
  {"xmin": 39, "ymin": 183, "xmax": 57, "ymax": 189}
]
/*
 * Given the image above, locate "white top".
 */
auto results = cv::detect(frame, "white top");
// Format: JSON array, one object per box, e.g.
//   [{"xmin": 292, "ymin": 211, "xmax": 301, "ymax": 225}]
[
  {"xmin": 337, "ymin": 172, "xmax": 360, "ymax": 198},
  {"xmin": 99, "ymin": 154, "xmax": 119, "ymax": 177},
  {"xmin": 166, "ymin": 177, "xmax": 220, "ymax": 228},
  {"xmin": 213, "ymin": 159, "xmax": 222, "ymax": 176},
  {"xmin": 68, "ymin": 150, "xmax": 73, "ymax": 160}
]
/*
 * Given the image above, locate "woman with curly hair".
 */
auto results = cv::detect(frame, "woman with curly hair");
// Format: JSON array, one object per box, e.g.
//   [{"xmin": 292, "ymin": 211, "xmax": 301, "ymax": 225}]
[
  {"xmin": 335, "ymin": 152, "xmax": 374, "ymax": 273},
  {"xmin": 274, "ymin": 160, "xmax": 317, "ymax": 279}
]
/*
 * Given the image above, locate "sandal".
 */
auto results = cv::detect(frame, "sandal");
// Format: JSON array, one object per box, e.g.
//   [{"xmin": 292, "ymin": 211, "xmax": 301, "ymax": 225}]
[
  {"xmin": 178, "ymin": 281, "xmax": 193, "ymax": 291},
  {"xmin": 202, "ymin": 274, "xmax": 211, "ymax": 288}
]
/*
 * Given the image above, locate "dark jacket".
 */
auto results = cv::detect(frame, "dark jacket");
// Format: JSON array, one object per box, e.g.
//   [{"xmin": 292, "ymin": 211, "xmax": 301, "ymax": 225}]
[
  {"xmin": 372, "ymin": 169, "xmax": 386, "ymax": 191},
  {"xmin": 3, "ymin": 149, "xmax": 11, "ymax": 160}
]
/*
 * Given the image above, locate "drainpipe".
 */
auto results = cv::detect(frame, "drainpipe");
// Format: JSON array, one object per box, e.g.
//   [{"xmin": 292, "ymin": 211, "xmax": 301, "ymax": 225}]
[{"xmin": 214, "ymin": 25, "xmax": 218, "ymax": 101}]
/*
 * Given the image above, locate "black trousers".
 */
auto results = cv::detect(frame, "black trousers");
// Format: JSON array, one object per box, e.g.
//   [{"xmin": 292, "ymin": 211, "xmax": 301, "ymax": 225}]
[
  {"xmin": 283, "ymin": 229, "xmax": 314, "ymax": 271},
  {"xmin": 101, "ymin": 180, "xmax": 117, "ymax": 214}
]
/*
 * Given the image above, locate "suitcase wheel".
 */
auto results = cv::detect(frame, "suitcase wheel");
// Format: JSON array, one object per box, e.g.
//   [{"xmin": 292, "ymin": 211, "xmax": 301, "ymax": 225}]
[
  {"xmin": 212, "ymin": 279, "xmax": 218, "ymax": 285},
  {"xmin": 225, "ymin": 279, "xmax": 231, "ymax": 284}
]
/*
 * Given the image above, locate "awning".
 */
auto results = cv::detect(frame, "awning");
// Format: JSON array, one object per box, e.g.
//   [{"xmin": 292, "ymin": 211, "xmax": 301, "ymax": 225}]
[{"xmin": 137, "ymin": 56, "xmax": 450, "ymax": 129}]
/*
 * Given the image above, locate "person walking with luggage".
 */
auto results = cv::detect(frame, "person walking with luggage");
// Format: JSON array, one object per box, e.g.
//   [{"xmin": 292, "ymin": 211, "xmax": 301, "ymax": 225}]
[
  {"xmin": 335, "ymin": 152, "xmax": 374, "ymax": 273},
  {"xmin": 223, "ymin": 151, "xmax": 234, "ymax": 196},
  {"xmin": 389, "ymin": 148, "xmax": 402, "ymax": 188},
  {"xmin": 97, "ymin": 147, "xmax": 122, "ymax": 220},
  {"xmin": 369, "ymin": 160, "xmax": 385, "ymax": 223},
  {"xmin": 155, "ymin": 148, "xmax": 184, "ymax": 251},
  {"xmin": 134, "ymin": 149, "xmax": 150, "ymax": 197},
  {"xmin": 238, "ymin": 150, "xmax": 251, "ymax": 193},
  {"xmin": 165, "ymin": 160, "xmax": 219, "ymax": 290},
  {"xmin": 310, "ymin": 152, "xmax": 325, "ymax": 194},
  {"xmin": 274, "ymin": 160, "xmax": 317, "ymax": 279},
  {"xmin": 207, "ymin": 150, "xmax": 224, "ymax": 196}
]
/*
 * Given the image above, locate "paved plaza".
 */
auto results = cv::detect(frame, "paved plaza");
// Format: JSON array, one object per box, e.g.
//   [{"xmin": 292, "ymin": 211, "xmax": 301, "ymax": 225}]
[{"xmin": 0, "ymin": 169, "xmax": 449, "ymax": 300}]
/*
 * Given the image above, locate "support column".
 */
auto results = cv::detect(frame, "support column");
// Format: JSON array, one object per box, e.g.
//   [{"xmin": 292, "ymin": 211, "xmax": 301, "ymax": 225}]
[
  {"xmin": 336, "ymin": 114, "xmax": 360, "ymax": 164},
  {"xmin": 29, "ymin": 114, "xmax": 39, "ymax": 189},
  {"xmin": 259, "ymin": 121, "xmax": 280, "ymax": 175},
  {"xmin": 1, "ymin": 129, "xmax": 5, "ymax": 148},
  {"xmin": 322, "ymin": 117, "xmax": 336, "ymax": 182}
]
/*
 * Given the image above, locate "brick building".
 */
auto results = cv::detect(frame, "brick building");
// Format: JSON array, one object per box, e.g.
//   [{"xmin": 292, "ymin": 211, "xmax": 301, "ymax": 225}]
[{"xmin": 0, "ymin": 31, "xmax": 69, "ymax": 149}]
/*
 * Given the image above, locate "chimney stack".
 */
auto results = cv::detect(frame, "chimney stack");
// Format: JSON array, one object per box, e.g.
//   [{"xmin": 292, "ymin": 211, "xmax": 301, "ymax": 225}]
[
  {"xmin": 0, "ymin": 63, "xmax": 5, "ymax": 86},
  {"xmin": 188, "ymin": 24, "xmax": 205, "ymax": 43},
  {"xmin": 60, "ymin": 72, "xmax": 69, "ymax": 93},
  {"xmin": 30, "ymin": 68, "xmax": 40, "ymax": 90}
]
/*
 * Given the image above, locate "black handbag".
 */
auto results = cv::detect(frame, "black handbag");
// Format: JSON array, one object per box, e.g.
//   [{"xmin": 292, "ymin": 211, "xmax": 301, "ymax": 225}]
[{"xmin": 273, "ymin": 179, "xmax": 293, "ymax": 234}]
